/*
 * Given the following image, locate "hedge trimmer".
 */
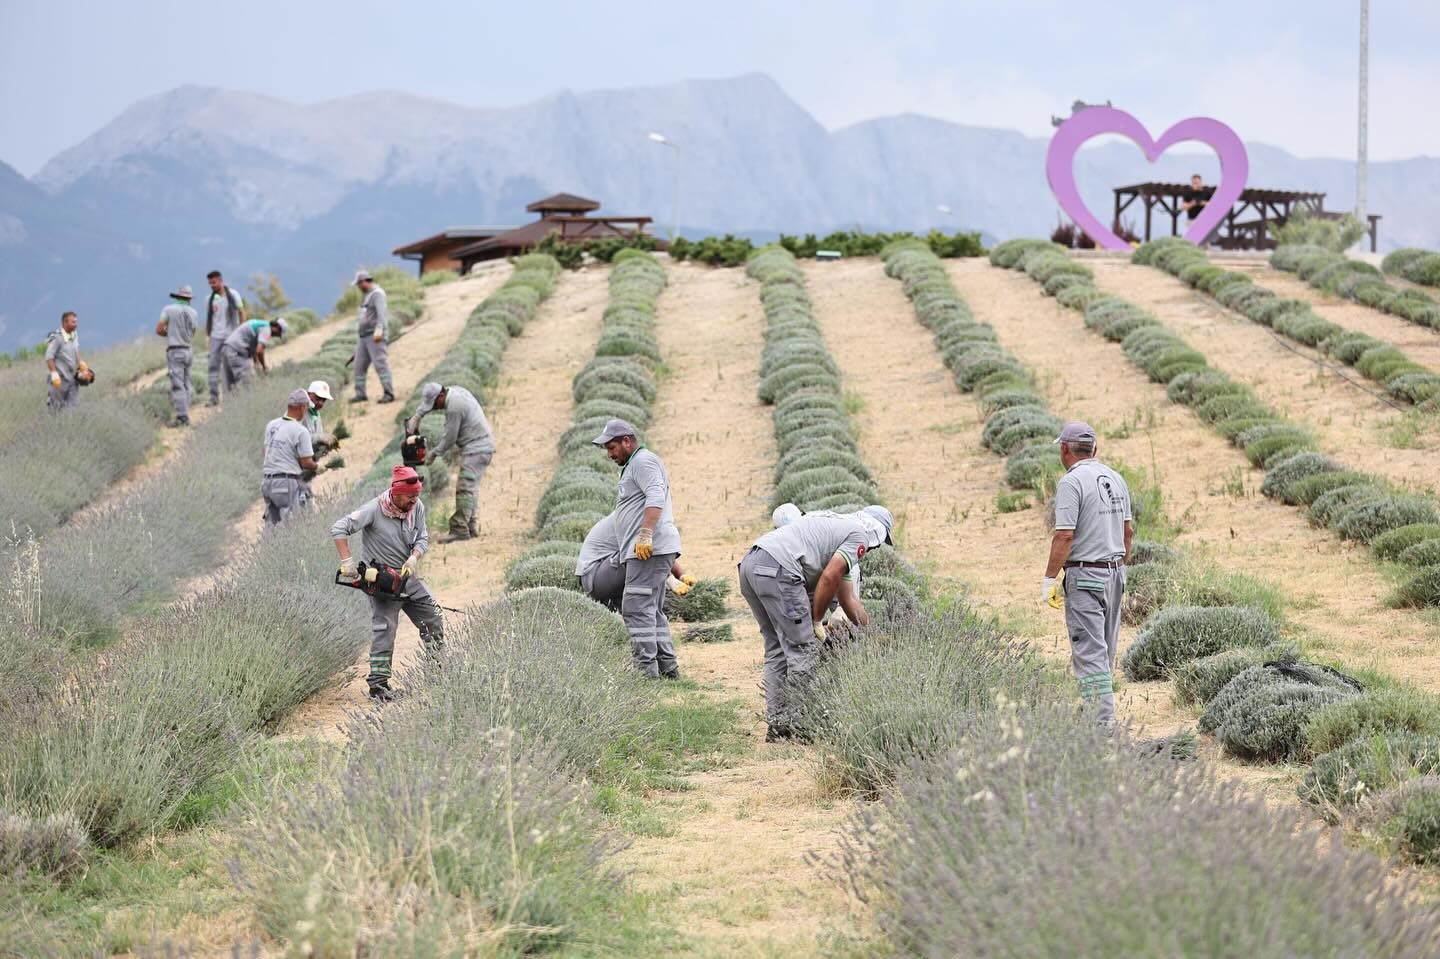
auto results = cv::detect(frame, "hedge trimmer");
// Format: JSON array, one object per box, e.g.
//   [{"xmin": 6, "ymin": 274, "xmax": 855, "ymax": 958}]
[{"xmin": 335, "ymin": 562, "xmax": 468, "ymax": 614}]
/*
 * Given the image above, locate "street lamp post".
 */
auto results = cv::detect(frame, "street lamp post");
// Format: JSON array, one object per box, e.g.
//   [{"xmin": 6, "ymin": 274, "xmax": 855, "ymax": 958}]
[
  {"xmin": 647, "ymin": 131, "xmax": 682, "ymax": 243},
  {"xmin": 1355, "ymin": 0, "xmax": 1370, "ymax": 223}
]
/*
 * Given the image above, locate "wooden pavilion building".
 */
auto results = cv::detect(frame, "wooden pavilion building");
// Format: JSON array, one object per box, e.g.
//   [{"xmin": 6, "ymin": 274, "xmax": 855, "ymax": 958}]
[
  {"xmin": 393, "ymin": 193, "xmax": 663, "ymax": 276},
  {"xmin": 1112, "ymin": 182, "xmax": 1382, "ymax": 251}
]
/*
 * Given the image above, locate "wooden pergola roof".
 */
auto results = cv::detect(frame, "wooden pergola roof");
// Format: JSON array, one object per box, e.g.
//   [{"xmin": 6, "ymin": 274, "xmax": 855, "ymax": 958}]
[
  {"xmin": 392, "ymin": 226, "xmax": 514, "ymax": 256},
  {"xmin": 527, "ymin": 192, "xmax": 600, "ymax": 214},
  {"xmin": 1114, "ymin": 182, "xmax": 1326, "ymax": 204}
]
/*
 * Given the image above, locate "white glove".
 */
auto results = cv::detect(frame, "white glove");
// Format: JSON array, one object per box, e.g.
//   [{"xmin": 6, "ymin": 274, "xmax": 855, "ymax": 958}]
[
  {"xmin": 1041, "ymin": 576, "xmax": 1056, "ymax": 604},
  {"xmin": 666, "ymin": 575, "xmax": 690, "ymax": 595},
  {"xmin": 372, "ymin": 328, "xmax": 384, "ymax": 342},
  {"xmin": 813, "ymin": 622, "xmax": 826, "ymax": 642},
  {"xmin": 339, "ymin": 556, "xmax": 359, "ymax": 579}
]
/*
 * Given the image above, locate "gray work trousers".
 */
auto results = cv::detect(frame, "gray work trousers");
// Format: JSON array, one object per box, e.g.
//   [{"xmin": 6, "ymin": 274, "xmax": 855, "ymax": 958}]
[
  {"xmin": 451, "ymin": 449, "xmax": 493, "ymax": 536},
  {"xmin": 366, "ymin": 579, "xmax": 445, "ymax": 690},
  {"xmin": 221, "ymin": 345, "xmax": 253, "ymax": 392},
  {"xmin": 623, "ymin": 552, "xmax": 679, "ymax": 678},
  {"xmin": 207, "ymin": 335, "xmax": 228, "ymax": 404},
  {"xmin": 166, "ymin": 347, "xmax": 193, "ymax": 421},
  {"xmin": 739, "ymin": 547, "xmax": 817, "ymax": 726},
  {"xmin": 261, "ymin": 475, "xmax": 309, "ymax": 527},
  {"xmin": 1063, "ymin": 564, "xmax": 1126, "ymax": 724},
  {"xmin": 582, "ymin": 559, "xmax": 626, "ymax": 612},
  {"xmin": 352, "ymin": 336, "xmax": 393, "ymax": 399},
  {"xmin": 47, "ymin": 377, "xmax": 78, "ymax": 412}
]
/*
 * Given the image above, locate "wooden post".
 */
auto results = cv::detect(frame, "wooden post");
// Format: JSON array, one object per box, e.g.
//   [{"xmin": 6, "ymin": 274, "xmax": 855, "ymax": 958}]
[
  {"xmin": 1113, "ymin": 191, "xmax": 1121, "ymax": 234},
  {"xmin": 1144, "ymin": 194, "xmax": 1153, "ymax": 241}
]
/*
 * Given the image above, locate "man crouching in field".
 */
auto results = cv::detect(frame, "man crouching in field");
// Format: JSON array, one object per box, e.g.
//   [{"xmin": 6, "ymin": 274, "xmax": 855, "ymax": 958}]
[{"xmin": 332, "ymin": 465, "xmax": 444, "ymax": 701}]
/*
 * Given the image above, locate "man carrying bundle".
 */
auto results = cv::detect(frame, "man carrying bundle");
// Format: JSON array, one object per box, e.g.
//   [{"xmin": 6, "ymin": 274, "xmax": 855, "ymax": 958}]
[
  {"xmin": 593, "ymin": 418, "xmax": 683, "ymax": 679},
  {"xmin": 260, "ymin": 389, "xmax": 318, "ymax": 527},
  {"xmin": 305, "ymin": 379, "xmax": 338, "ymax": 457},
  {"xmin": 1042, "ymin": 421, "xmax": 1133, "ymax": 724},
  {"xmin": 332, "ymin": 465, "xmax": 444, "ymax": 701},
  {"xmin": 155, "ymin": 285, "xmax": 198, "ymax": 425},
  {"xmin": 738, "ymin": 504, "xmax": 892, "ymax": 741},
  {"xmin": 44, "ymin": 311, "xmax": 89, "ymax": 412},
  {"xmin": 405, "ymin": 382, "xmax": 495, "ymax": 543}
]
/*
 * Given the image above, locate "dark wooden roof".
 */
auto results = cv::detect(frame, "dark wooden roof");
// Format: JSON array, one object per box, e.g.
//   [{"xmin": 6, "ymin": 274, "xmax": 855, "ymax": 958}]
[
  {"xmin": 1114, "ymin": 182, "xmax": 1326, "ymax": 203},
  {"xmin": 526, "ymin": 192, "xmax": 600, "ymax": 214},
  {"xmin": 452, "ymin": 216, "xmax": 655, "ymax": 260},
  {"xmin": 392, "ymin": 226, "xmax": 514, "ymax": 256}
]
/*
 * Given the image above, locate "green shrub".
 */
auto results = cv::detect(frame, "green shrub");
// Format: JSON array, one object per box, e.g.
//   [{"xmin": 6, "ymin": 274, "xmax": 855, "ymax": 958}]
[
  {"xmin": 1302, "ymin": 689, "xmax": 1440, "ymax": 759},
  {"xmin": 1308, "ymin": 483, "xmax": 1388, "ymax": 528},
  {"xmin": 1284, "ymin": 470, "xmax": 1378, "ymax": 506},
  {"xmin": 1332, "ymin": 494, "xmax": 1439, "ymax": 543},
  {"xmin": 1004, "ymin": 444, "xmax": 1062, "ymax": 490},
  {"xmin": 1260, "ymin": 452, "xmax": 1340, "ymax": 500},
  {"xmin": 1122, "ymin": 605, "xmax": 1281, "ymax": 681},
  {"xmin": 1398, "ymin": 540, "xmax": 1440, "ymax": 567},
  {"xmin": 684, "ymin": 622, "xmax": 734, "ymax": 643},
  {"xmin": 1119, "ymin": 561, "xmax": 1175, "ymax": 625},
  {"xmin": 506, "ymin": 554, "xmax": 581, "ymax": 592},
  {"xmin": 1172, "ymin": 643, "xmax": 1299, "ymax": 706},
  {"xmin": 538, "ymin": 509, "xmax": 607, "ymax": 544},
  {"xmin": 1393, "ymin": 567, "xmax": 1440, "ymax": 609},
  {"xmin": 1372, "ymin": 523, "xmax": 1440, "ymax": 560},
  {"xmin": 1214, "ymin": 679, "xmax": 1354, "ymax": 761},
  {"xmin": 664, "ymin": 578, "xmax": 730, "ymax": 622},
  {"xmin": 1301, "ymin": 732, "xmax": 1440, "ymax": 815},
  {"xmin": 0, "ymin": 810, "xmax": 89, "ymax": 881}
]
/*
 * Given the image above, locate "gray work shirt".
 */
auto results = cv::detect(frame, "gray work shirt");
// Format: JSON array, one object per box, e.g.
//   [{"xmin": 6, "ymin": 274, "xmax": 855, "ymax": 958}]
[
  {"xmin": 224, "ymin": 319, "xmax": 271, "ymax": 356},
  {"xmin": 576, "ymin": 513, "xmax": 622, "ymax": 586},
  {"xmin": 206, "ymin": 288, "xmax": 244, "ymax": 341},
  {"xmin": 358, "ymin": 286, "xmax": 388, "ymax": 336},
  {"xmin": 261, "ymin": 416, "xmax": 313, "ymax": 476},
  {"xmin": 44, "ymin": 330, "xmax": 79, "ymax": 379},
  {"xmin": 752, "ymin": 512, "xmax": 865, "ymax": 589},
  {"xmin": 306, "ymin": 406, "xmax": 324, "ymax": 440},
  {"xmin": 614, "ymin": 448, "xmax": 681, "ymax": 559},
  {"xmin": 160, "ymin": 303, "xmax": 198, "ymax": 349},
  {"xmin": 429, "ymin": 386, "xmax": 495, "ymax": 457},
  {"xmin": 331, "ymin": 497, "xmax": 430, "ymax": 568},
  {"xmin": 1053, "ymin": 458, "xmax": 1132, "ymax": 561}
]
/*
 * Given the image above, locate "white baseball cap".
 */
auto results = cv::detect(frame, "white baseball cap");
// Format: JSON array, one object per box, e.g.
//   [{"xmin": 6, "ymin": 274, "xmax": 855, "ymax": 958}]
[
  {"xmin": 772, "ymin": 503, "xmax": 803, "ymax": 528},
  {"xmin": 307, "ymin": 380, "xmax": 333, "ymax": 401}
]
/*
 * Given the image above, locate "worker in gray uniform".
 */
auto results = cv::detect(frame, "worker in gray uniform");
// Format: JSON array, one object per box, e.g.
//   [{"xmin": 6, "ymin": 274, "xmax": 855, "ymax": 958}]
[
  {"xmin": 576, "ymin": 511, "xmax": 696, "ymax": 610},
  {"xmin": 332, "ymin": 465, "xmax": 444, "ymax": 700},
  {"xmin": 593, "ymin": 418, "xmax": 683, "ymax": 679},
  {"xmin": 155, "ymin": 285, "xmax": 199, "ymax": 425},
  {"xmin": 260, "ymin": 389, "xmax": 318, "ymax": 526},
  {"xmin": 739, "ymin": 504, "xmax": 892, "ymax": 741},
  {"xmin": 221, "ymin": 316, "xmax": 287, "ymax": 391},
  {"xmin": 305, "ymin": 379, "xmax": 337, "ymax": 457},
  {"xmin": 44, "ymin": 311, "xmax": 87, "ymax": 412},
  {"xmin": 405, "ymin": 382, "xmax": 495, "ymax": 542},
  {"xmin": 1042, "ymin": 421, "xmax": 1133, "ymax": 725},
  {"xmin": 352, "ymin": 270, "xmax": 395, "ymax": 403},
  {"xmin": 203, "ymin": 270, "xmax": 245, "ymax": 405}
]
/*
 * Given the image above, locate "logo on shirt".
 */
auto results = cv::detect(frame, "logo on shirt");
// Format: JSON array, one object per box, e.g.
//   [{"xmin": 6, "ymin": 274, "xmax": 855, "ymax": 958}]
[
  {"xmin": 1095, "ymin": 474, "xmax": 1125, "ymax": 515},
  {"xmin": 857, "ymin": 544, "xmax": 866, "ymax": 559}
]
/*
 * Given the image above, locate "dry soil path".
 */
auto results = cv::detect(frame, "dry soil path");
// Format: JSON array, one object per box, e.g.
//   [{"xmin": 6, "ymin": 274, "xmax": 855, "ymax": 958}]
[
  {"xmin": 611, "ymin": 261, "xmax": 858, "ymax": 955},
  {"xmin": 277, "ymin": 264, "xmax": 611, "ymax": 740},
  {"xmin": 1090, "ymin": 260, "xmax": 1440, "ymax": 490},
  {"xmin": 806, "ymin": 257, "xmax": 1440, "ymax": 799},
  {"xmin": 1238, "ymin": 263, "xmax": 1440, "ymax": 371}
]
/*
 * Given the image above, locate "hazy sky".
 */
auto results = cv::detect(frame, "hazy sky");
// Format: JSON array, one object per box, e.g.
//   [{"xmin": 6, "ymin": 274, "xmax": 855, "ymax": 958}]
[{"xmin": 1, "ymin": 0, "xmax": 1435, "ymax": 177}]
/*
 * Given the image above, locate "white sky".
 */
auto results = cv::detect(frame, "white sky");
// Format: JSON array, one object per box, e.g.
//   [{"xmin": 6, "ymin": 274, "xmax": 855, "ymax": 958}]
[{"xmin": 1, "ymin": 0, "xmax": 1435, "ymax": 176}]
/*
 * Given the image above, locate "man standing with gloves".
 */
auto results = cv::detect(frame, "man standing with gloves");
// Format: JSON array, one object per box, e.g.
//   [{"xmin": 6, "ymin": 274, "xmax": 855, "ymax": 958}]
[
  {"xmin": 1042, "ymin": 421, "xmax": 1132, "ymax": 725},
  {"xmin": 332, "ymin": 465, "xmax": 444, "ymax": 700},
  {"xmin": 593, "ymin": 419, "xmax": 682, "ymax": 679},
  {"xmin": 405, "ymin": 382, "xmax": 495, "ymax": 542},
  {"xmin": 739, "ymin": 504, "xmax": 891, "ymax": 741},
  {"xmin": 352, "ymin": 270, "xmax": 396, "ymax": 404},
  {"xmin": 155, "ymin": 285, "xmax": 198, "ymax": 425},
  {"xmin": 44, "ymin": 311, "xmax": 88, "ymax": 412},
  {"xmin": 203, "ymin": 270, "xmax": 245, "ymax": 406},
  {"xmin": 260, "ymin": 389, "xmax": 318, "ymax": 526}
]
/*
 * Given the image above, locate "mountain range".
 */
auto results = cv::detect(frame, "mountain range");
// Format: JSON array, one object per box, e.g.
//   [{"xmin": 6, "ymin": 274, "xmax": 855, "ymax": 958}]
[{"xmin": 4, "ymin": 73, "xmax": 1437, "ymax": 348}]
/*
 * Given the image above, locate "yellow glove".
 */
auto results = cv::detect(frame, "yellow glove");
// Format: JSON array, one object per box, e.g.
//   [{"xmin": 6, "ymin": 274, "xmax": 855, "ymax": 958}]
[
  {"xmin": 49, "ymin": 371, "xmax": 61, "ymax": 388},
  {"xmin": 673, "ymin": 582, "xmax": 691, "ymax": 595},
  {"xmin": 77, "ymin": 360, "xmax": 90, "ymax": 373},
  {"xmin": 400, "ymin": 553, "xmax": 418, "ymax": 579},
  {"xmin": 1046, "ymin": 572, "xmax": 1065, "ymax": 610},
  {"xmin": 681, "ymin": 574, "xmax": 698, "ymax": 588},
  {"xmin": 372, "ymin": 328, "xmax": 384, "ymax": 342},
  {"xmin": 338, "ymin": 556, "xmax": 359, "ymax": 579},
  {"xmin": 635, "ymin": 528, "xmax": 653, "ymax": 561}
]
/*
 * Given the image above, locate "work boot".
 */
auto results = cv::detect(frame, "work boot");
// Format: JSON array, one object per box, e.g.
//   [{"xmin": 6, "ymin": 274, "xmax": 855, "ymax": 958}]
[
  {"xmin": 661, "ymin": 669, "xmax": 682, "ymax": 681},
  {"xmin": 441, "ymin": 530, "xmax": 473, "ymax": 544},
  {"xmin": 378, "ymin": 393, "xmax": 396, "ymax": 404},
  {"xmin": 175, "ymin": 416, "xmax": 190, "ymax": 427},
  {"xmin": 367, "ymin": 683, "xmax": 394, "ymax": 703},
  {"xmin": 351, "ymin": 394, "xmax": 368, "ymax": 403},
  {"xmin": 467, "ymin": 519, "xmax": 479, "ymax": 538}
]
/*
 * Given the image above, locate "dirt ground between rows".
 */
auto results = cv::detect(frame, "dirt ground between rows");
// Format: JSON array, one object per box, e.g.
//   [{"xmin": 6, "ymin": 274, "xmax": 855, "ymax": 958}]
[
  {"xmin": 612, "ymin": 262, "xmax": 861, "ymax": 955},
  {"xmin": 277, "ymin": 263, "xmax": 611, "ymax": 741},
  {"xmin": 806, "ymin": 257, "xmax": 1440, "ymax": 805},
  {"xmin": 1089, "ymin": 260, "xmax": 1440, "ymax": 492}
]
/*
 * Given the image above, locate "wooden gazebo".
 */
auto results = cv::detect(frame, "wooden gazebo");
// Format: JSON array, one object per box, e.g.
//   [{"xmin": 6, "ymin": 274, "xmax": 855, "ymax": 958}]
[{"xmin": 1112, "ymin": 182, "xmax": 1381, "ymax": 251}]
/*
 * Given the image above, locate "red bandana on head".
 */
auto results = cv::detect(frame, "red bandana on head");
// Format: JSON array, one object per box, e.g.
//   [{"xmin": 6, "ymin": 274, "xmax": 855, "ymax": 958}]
[{"xmin": 380, "ymin": 465, "xmax": 423, "ymax": 529}]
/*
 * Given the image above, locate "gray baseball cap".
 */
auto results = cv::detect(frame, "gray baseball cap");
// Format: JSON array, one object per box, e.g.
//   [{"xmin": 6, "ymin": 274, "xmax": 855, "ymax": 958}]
[
  {"xmin": 414, "ymin": 382, "xmax": 445, "ymax": 416},
  {"xmin": 272, "ymin": 317, "xmax": 288, "ymax": 336},
  {"xmin": 287, "ymin": 388, "xmax": 310, "ymax": 407},
  {"xmin": 1054, "ymin": 421, "xmax": 1097, "ymax": 445},
  {"xmin": 860, "ymin": 504, "xmax": 895, "ymax": 546},
  {"xmin": 354, "ymin": 269, "xmax": 374, "ymax": 285},
  {"xmin": 592, "ymin": 418, "xmax": 638, "ymax": 446},
  {"xmin": 171, "ymin": 284, "xmax": 193, "ymax": 299}
]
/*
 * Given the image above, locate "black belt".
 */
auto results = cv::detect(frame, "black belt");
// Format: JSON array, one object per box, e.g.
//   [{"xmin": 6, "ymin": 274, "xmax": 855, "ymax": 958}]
[
  {"xmin": 167, "ymin": 345, "xmax": 191, "ymax": 351},
  {"xmin": 1065, "ymin": 560, "xmax": 1124, "ymax": 569},
  {"xmin": 264, "ymin": 472, "xmax": 300, "ymax": 479}
]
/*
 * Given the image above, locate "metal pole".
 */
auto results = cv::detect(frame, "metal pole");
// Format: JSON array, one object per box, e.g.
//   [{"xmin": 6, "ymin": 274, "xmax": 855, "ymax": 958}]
[{"xmin": 1356, "ymin": 0, "xmax": 1369, "ymax": 222}]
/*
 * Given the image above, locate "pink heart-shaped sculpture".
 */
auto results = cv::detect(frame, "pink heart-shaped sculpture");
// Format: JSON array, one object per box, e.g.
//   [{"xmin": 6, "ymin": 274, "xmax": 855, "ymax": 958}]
[{"xmin": 1045, "ymin": 107, "xmax": 1249, "ymax": 251}]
